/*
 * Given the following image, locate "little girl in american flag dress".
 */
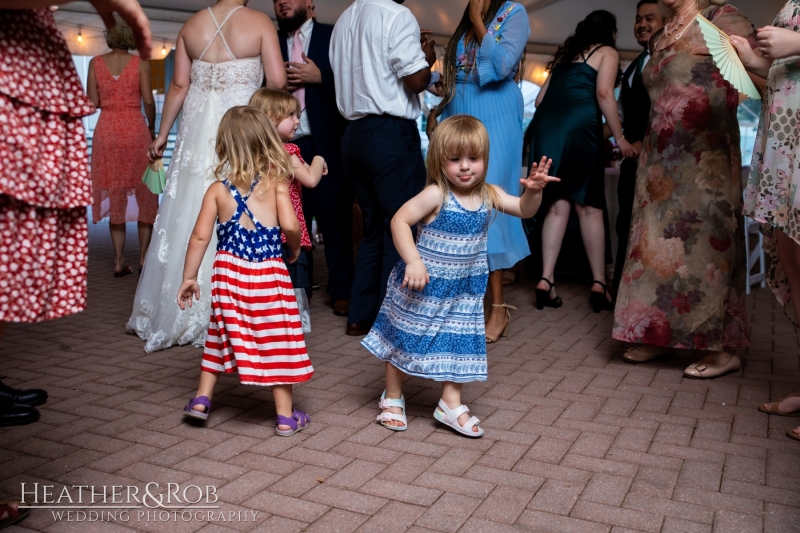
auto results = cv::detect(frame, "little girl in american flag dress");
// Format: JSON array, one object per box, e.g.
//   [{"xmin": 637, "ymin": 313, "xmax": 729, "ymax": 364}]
[{"xmin": 178, "ymin": 106, "xmax": 313, "ymax": 436}]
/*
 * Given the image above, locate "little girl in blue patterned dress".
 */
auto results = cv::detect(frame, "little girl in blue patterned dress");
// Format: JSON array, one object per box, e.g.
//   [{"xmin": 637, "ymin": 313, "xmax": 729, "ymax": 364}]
[{"xmin": 362, "ymin": 115, "xmax": 558, "ymax": 437}]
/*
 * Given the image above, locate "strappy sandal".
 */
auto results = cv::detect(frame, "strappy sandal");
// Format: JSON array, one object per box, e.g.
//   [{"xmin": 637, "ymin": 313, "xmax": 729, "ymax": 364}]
[
  {"xmin": 590, "ymin": 280, "xmax": 615, "ymax": 312},
  {"xmin": 535, "ymin": 278, "xmax": 562, "ymax": 309},
  {"xmin": 376, "ymin": 390, "xmax": 407, "ymax": 431},
  {"xmin": 275, "ymin": 409, "xmax": 310, "ymax": 436},
  {"xmin": 758, "ymin": 392, "xmax": 800, "ymax": 416},
  {"xmin": 433, "ymin": 399, "xmax": 484, "ymax": 438},
  {"xmin": 486, "ymin": 303, "xmax": 516, "ymax": 343},
  {"xmin": 183, "ymin": 396, "xmax": 211, "ymax": 421},
  {"xmin": 0, "ymin": 501, "xmax": 30, "ymax": 528}
]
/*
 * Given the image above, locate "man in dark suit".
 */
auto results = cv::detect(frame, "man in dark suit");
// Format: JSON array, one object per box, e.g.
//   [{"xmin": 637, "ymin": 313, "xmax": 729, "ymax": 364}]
[
  {"xmin": 612, "ymin": 0, "xmax": 664, "ymax": 290},
  {"xmin": 274, "ymin": 0, "xmax": 354, "ymax": 316}
]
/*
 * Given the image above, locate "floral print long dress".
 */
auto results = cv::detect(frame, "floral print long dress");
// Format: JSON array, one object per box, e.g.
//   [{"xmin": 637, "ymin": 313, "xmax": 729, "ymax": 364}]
[
  {"xmin": 743, "ymin": 0, "xmax": 800, "ymax": 326},
  {"xmin": 613, "ymin": 5, "xmax": 756, "ymax": 351}
]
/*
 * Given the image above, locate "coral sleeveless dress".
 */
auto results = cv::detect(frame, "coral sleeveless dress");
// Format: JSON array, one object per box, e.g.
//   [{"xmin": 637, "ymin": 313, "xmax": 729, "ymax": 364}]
[
  {"xmin": 91, "ymin": 54, "xmax": 158, "ymax": 225},
  {"xmin": 201, "ymin": 179, "xmax": 314, "ymax": 385}
]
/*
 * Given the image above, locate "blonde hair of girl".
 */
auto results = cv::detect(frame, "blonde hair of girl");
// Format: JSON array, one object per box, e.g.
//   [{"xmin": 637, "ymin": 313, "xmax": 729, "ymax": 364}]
[
  {"xmin": 249, "ymin": 88, "xmax": 301, "ymax": 125},
  {"xmin": 212, "ymin": 106, "xmax": 292, "ymax": 192},
  {"xmin": 426, "ymin": 115, "xmax": 503, "ymax": 211}
]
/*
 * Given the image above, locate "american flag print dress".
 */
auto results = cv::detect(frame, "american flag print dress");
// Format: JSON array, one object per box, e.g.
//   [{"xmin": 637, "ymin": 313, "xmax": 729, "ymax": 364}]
[{"xmin": 201, "ymin": 178, "xmax": 314, "ymax": 385}]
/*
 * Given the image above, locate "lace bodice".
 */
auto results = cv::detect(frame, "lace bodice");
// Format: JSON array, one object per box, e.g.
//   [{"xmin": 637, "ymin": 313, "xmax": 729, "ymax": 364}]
[{"xmin": 179, "ymin": 57, "xmax": 264, "ymax": 138}]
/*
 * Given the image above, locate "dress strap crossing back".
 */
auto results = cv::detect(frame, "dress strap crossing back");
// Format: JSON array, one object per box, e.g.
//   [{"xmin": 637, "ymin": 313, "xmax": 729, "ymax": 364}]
[
  {"xmin": 225, "ymin": 178, "xmax": 261, "ymax": 227},
  {"xmin": 582, "ymin": 45, "xmax": 604, "ymax": 63},
  {"xmin": 198, "ymin": 6, "xmax": 243, "ymax": 62}
]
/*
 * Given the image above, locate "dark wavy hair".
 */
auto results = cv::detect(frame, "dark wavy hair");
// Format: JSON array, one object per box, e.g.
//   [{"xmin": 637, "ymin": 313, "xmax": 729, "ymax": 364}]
[
  {"xmin": 548, "ymin": 10, "xmax": 617, "ymax": 70},
  {"xmin": 438, "ymin": 0, "xmax": 515, "ymax": 111}
]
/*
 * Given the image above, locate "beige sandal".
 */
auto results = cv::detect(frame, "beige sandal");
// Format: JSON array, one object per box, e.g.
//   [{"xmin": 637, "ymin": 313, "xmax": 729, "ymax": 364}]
[
  {"xmin": 622, "ymin": 345, "xmax": 671, "ymax": 364},
  {"xmin": 486, "ymin": 303, "xmax": 516, "ymax": 343},
  {"xmin": 758, "ymin": 392, "xmax": 800, "ymax": 416}
]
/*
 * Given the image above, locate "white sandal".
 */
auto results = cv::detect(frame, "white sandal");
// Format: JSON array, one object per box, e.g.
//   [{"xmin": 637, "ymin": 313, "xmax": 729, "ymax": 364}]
[
  {"xmin": 433, "ymin": 399, "xmax": 484, "ymax": 438},
  {"xmin": 376, "ymin": 390, "xmax": 407, "ymax": 431}
]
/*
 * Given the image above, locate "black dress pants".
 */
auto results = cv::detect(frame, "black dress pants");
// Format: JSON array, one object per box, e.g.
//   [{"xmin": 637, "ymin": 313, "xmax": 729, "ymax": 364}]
[
  {"xmin": 294, "ymin": 135, "xmax": 355, "ymax": 302},
  {"xmin": 341, "ymin": 115, "xmax": 426, "ymax": 325}
]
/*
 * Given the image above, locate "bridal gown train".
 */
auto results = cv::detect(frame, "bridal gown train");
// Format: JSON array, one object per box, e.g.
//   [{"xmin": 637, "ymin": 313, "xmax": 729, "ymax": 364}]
[{"xmin": 127, "ymin": 7, "xmax": 264, "ymax": 352}]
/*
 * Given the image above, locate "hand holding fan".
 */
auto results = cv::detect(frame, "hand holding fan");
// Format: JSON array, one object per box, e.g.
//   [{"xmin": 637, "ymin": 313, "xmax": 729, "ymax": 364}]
[
  {"xmin": 141, "ymin": 159, "xmax": 166, "ymax": 195},
  {"xmin": 696, "ymin": 14, "xmax": 761, "ymax": 100}
]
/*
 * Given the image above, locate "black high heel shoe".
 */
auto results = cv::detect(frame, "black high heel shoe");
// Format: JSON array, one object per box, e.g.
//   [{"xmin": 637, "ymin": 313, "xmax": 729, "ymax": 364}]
[
  {"xmin": 590, "ymin": 280, "xmax": 615, "ymax": 313},
  {"xmin": 535, "ymin": 278, "xmax": 563, "ymax": 310}
]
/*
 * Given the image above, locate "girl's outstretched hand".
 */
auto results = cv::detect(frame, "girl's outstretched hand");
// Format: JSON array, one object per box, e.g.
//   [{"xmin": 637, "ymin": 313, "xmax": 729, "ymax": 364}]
[
  {"xmin": 521, "ymin": 157, "xmax": 560, "ymax": 191},
  {"xmin": 402, "ymin": 259, "xmax": 430, "ymax": 292},
  {"xmin": 177, "ymin": 280, "xmax": 200, "ymax": 310}
]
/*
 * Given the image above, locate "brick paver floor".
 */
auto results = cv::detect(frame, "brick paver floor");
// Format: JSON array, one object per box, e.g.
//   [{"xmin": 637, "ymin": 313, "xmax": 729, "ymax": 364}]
[{"xmin": 1, "ymin": 222, "xmax": 799, "ymax": 533}]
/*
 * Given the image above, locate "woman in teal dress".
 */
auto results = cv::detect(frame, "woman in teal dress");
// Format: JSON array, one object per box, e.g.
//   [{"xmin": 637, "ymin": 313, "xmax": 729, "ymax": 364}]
[
  {"xmin": 429, "ymin": 0, "xmax": 530, "ymax": 343},
  {"xmin": 528, "ymin": 11, "xmax": 636, "ymax": 312}
]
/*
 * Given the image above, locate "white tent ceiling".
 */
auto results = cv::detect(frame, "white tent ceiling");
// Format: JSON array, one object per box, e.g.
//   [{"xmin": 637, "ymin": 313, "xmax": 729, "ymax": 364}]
[{"xmin": 56, "ymin": 0, "xmax": 782, "ymax": 68}]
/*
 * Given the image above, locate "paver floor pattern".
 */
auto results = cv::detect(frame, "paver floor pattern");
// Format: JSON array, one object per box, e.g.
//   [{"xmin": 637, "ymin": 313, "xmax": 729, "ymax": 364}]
[{"xmin": 1, "ymin": 223, "xmax": 799, "ymax": 533}]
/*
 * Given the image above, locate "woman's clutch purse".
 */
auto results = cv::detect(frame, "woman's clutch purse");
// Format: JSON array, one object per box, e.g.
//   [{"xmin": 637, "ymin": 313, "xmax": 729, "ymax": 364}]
[{"xmin": 141, "ymin": 159, "xmax": 166, "ymax": 195}]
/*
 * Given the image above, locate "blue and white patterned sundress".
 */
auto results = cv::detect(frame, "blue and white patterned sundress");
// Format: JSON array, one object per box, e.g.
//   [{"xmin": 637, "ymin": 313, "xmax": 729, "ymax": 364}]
[{"xmin": 362, "ymin": 193, "xmax": 490, "ymax": 382}]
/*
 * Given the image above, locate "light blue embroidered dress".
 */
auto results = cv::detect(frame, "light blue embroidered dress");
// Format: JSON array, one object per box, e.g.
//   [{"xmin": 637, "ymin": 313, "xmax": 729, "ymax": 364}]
[
  {"xmin": 362, "ymin": 194, "xmax": 489, "ymax": 382},
  {"xmin": 438, "ymin": 1, "xmax": 530, "ymax": 271}
]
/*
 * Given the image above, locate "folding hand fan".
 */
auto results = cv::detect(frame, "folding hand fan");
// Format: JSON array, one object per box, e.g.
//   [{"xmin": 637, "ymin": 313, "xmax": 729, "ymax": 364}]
[
  {"xmin": 141, "ymin": 159, "xmax": 166, "ymax": 195},
  {"xmin": 696, "ymin": 14, "xmax": 761, "ymax": 100}
]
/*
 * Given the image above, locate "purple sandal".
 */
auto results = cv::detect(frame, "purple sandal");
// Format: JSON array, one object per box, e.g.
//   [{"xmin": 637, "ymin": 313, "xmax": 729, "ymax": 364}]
[
  {"xmin": 275, "ymin": 409, "xmax": 310, "ymax": 436},
  {"xmin": 183, "ymin": 396, "xmax": 211, "ymax": 421}
]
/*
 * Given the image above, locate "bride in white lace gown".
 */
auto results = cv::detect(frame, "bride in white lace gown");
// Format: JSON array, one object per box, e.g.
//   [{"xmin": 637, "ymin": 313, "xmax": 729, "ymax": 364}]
[{"xmin": 127, "ymin": 0, "xmax": 286, "ymax": 352}]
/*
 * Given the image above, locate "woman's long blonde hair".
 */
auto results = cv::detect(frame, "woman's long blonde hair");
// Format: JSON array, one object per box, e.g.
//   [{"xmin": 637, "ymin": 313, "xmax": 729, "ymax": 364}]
[
  {"xmin": 426, "ymin": 115, "xmax": 502, "ymax": 211},
  {"xmin": 248, "ymin": 88, "xmax": 300, "ymax": 125},
  {"xmin": 212, "ymin": 106, "xmax": 292, "ymax": 191}
]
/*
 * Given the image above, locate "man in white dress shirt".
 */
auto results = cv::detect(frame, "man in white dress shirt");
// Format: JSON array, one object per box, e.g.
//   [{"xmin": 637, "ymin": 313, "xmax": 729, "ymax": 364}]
[{"xmin": 330, "ymin": 0, "xmax": 436, "ymax": 336}]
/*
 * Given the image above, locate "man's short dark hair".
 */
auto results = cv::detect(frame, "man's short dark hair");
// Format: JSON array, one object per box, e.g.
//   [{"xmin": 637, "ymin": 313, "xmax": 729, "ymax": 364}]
[{"xmin": 636, "ymin": 0, "xmax": 658, "ymax": 8}]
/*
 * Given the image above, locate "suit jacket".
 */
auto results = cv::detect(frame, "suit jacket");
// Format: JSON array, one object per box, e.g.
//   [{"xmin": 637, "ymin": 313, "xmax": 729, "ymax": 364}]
[
  {"xmin": 279, "ymin": 21, "xmax": 346, "ymax": 170},
  {"xmin": 619, "ymin": 51, "xmax": 651, "ymax": 145}
]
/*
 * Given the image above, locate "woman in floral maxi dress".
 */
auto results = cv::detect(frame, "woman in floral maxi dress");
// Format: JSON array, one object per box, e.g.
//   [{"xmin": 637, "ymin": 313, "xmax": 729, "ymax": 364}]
[
  {"xmin": 612, "ymin": 0, "xmax": 756, "ymax": 379},
  {"xmin": 733, "ymin": 0, "xmax": 800, "ymax": 441}
]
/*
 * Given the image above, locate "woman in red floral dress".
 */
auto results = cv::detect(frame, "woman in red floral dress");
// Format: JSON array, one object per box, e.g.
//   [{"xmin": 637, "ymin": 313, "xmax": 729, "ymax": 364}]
[
  {"xmin": 87, "ymin": 18, "xmax": 158, "ymax": 276},
  {"xmin": 0, "ymin": 1, "xmax": 151, "ymax": 433}
]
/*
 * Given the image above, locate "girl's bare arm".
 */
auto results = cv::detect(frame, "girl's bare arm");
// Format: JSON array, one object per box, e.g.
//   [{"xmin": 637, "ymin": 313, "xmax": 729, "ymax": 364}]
[
  {"xmin": 290, "ymin": 155, "xmax": 325, "ymax": 188},
  {"xmin": 182, "ymin": 183, "xmax": 222, "ymax": 283},
  {"xmin": 390, "ymin": 185, "xmax": 442, "ymax": 290},
  {"xmin": 276, "ymin": 181, "xmax": 301, "ymax": 262}
]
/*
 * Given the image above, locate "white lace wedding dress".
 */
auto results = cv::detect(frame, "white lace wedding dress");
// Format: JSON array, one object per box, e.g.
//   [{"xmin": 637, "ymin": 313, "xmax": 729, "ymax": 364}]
[{"xmin": 127, "ymin": 11, "xmax": 264, "ymax": 352}]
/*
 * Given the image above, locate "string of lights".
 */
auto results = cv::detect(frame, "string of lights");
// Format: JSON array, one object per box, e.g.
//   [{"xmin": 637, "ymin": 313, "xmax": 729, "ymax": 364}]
[{"xmin": 58, "ymin": 19, "xmax": 173, "ymax": 56}]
